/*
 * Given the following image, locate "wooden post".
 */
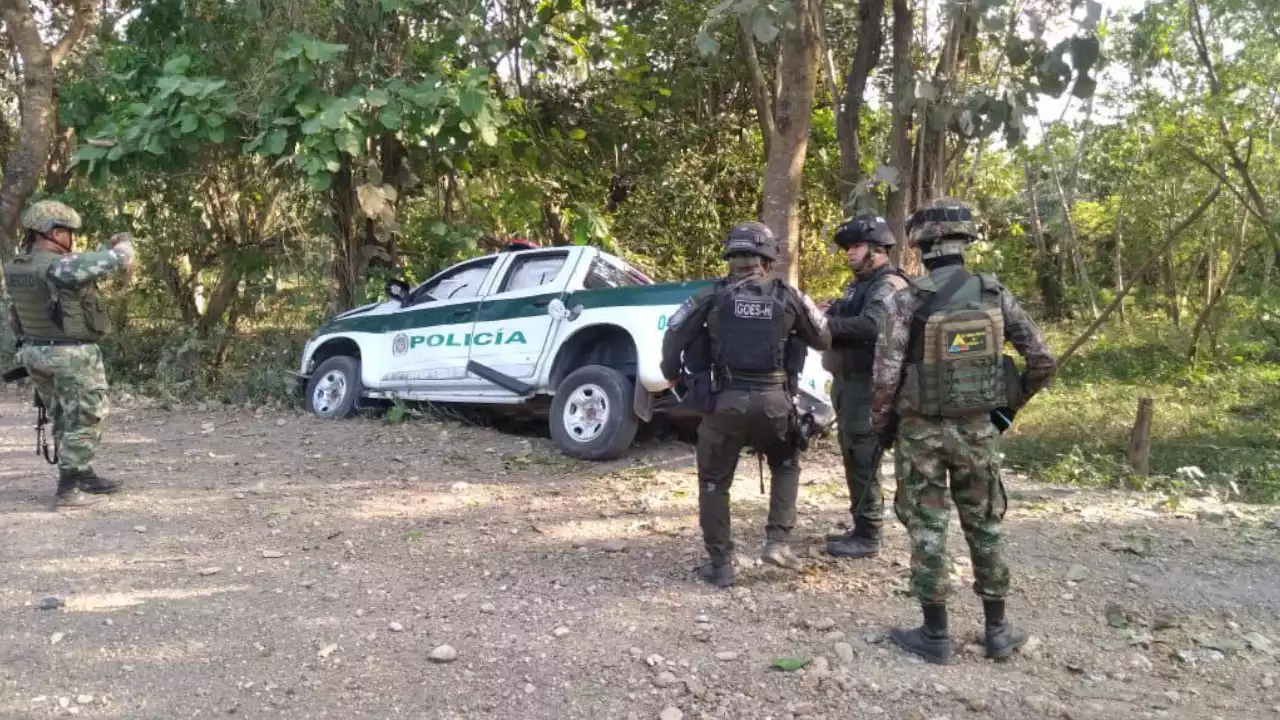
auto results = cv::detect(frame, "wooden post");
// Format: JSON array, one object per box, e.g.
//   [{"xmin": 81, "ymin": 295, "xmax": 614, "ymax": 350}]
[{"xmin": 1126, "ymin": 397, "xmax": 1154, "ymax": 476}]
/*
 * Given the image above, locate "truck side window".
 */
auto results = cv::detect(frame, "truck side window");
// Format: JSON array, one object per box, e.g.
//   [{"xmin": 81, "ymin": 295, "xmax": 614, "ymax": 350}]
[
  {"xmin": 583, "ymin": 258, "xmax": 641, "ymax": 289},
  {"xmin": 501, "ymin": 253, "xmax": 568, "ymax": 292}
]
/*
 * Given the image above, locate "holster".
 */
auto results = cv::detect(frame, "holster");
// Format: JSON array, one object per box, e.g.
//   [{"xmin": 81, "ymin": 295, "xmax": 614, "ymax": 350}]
[{"xmin": 685, "ymin": 370, "xmax": 718, "ymax": 414}]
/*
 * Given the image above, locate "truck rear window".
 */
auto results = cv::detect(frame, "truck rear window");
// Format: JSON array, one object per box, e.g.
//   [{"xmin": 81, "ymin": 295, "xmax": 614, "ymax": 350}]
[{"xmin": 583, "ymin": 258, "xmax": 646, "ymax": 289}]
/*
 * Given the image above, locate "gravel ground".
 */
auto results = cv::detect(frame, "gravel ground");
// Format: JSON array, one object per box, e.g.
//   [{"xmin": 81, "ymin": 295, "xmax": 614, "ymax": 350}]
[{"xmin": 2, "ymin": 387, "xmax": 1279, "ymax": 720}]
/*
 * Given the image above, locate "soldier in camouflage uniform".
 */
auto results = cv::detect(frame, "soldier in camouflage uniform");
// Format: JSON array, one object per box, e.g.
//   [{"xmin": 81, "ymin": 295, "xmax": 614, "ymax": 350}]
[
  {"xmin": 661, "ymin": 222, "xmax": 832, "ymax": 588},
  {"xmin": 821, "ymin": 215, "xmax": 909, "ymax": 559},
  {"xmin": 4, "ymin": 200, "xmax": 136, "ymax": 509},
  {"xmin": 869, "ymin": 198, "xmax": 1056, "ymax": 664}
]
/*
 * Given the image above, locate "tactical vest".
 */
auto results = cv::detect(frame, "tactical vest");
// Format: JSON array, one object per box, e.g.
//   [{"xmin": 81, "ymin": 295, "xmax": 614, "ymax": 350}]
[
  {"xmin": 707, "ymin": 276, "xmax": 794, "ymax": 381},
  {"xmin": 904, "ymin": 269, "xmax": 1005, "ymax": 418},
  {"xmin": 844, "ymin": 265, "xmax": 908, "ymax": 374},
  {"xmin": 3, "ymin": 250, "xmax": 111, "ymax": 342}
]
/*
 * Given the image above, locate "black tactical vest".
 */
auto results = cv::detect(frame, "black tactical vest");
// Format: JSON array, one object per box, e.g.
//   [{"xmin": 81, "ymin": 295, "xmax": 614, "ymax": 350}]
[
  {"xmin": 708, "ymin": 276, "xmax": 793, "ymax": 379},
  {"xmin": 842, "ymin": 264, "xmax": 907, "ymax": 373}
]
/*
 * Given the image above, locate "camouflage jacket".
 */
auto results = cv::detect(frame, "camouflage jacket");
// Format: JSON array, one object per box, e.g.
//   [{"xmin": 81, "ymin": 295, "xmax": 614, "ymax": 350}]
[{"xmin": 869, "ymin": 266, "xmax": 1057, "ymax": 434}]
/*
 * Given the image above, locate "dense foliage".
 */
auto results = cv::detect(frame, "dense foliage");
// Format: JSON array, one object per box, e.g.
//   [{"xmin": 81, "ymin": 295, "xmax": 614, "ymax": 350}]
[{"xmin": 2, "ymin": 0, "xmax": 1278, "ymax": 498}]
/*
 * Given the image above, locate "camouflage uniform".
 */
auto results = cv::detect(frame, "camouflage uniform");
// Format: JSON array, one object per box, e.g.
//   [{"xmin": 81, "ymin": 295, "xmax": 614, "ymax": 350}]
[
  {"xmin": 661, "ymin": 222, "xmax": 832, "ymax": 588},
  {"xmin": 821, "ymin": 215, "xmax": 909, "ymax": 558},
  {"xmin": 870, "ymin": 198, "xmax": 1056, "ymax": 664},
  {"xmin": 4, "ymin": 200, "xmax": 134, "ymax": 508}
]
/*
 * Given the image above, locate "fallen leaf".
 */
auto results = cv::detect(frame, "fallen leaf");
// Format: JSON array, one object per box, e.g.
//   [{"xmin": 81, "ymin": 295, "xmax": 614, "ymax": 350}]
[{"xmin": 771, "ymin": 657, "xmax": 810, "ymax": 672}]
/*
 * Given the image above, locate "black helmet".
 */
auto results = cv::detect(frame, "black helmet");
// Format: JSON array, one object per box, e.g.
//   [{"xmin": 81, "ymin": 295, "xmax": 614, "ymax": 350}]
[
  {"xmin": 834, "ymin": 214, "xmax": 895, "ymax": 249},
  {"xmin": 723, "ymin": 221, "xmax": 778, "ymax": 261}
]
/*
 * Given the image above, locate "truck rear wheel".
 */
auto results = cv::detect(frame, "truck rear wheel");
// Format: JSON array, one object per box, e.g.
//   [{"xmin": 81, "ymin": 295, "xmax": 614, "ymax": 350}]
[{"xmin": 550, "ymin": 365, "xmax": 639, "ymax": 461}]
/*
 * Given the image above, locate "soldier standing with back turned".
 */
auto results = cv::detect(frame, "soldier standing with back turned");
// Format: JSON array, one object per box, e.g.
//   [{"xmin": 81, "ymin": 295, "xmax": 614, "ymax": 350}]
[
  {"xmin": 822, "ymin": 215, "xmax": 909, "ymax": 559},
  {"xmin": 869, "ymin": 198, "xmax": 1056, "ymax": 664},
  {"xmin": 661, "ymin": 222, "xmax": 832, "ymax": 588},
  {"xmin": 4, "ymin": 200, "xmax": 136, "ymax": 509}
]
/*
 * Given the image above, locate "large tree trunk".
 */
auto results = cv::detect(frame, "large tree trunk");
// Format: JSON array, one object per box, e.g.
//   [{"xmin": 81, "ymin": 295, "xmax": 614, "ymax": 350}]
[
  {"xmin": 0, "ymin": 0, "xmax": 94, "ymax": 357},
  {"xmin": 760, "ymin": 0, "xmax": 821, "ymax": 286},
  {"xmin": 886, "ymin": 0, "xmax": 915, "ymax": 272}
]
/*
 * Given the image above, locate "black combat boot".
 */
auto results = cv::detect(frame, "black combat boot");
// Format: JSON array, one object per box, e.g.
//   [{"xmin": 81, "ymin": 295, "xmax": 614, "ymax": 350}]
[
  {"xmin": 697, "ymin": 561, "xmax": 734, "ymax": 589},
  {"xmin": 55, "ymin": 471, "xmax": 104, "ymax": 509},
  {"xmin": 826, "ymin": 519, "xmax": 880, "ymax": 558},
  {"xmin": 72, "ymin": 467, "xmax": 122, "ymax": 495},
  {"xmin": 982, "ymin": 599, "xmax": 1029, "ymax": 659},
  {"xmin": 889, "ymin": 602, "xmax": 953, "ymax": 665}
]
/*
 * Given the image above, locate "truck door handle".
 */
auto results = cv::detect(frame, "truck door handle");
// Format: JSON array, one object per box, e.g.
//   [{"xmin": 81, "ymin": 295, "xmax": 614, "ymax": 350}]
[
  {"xmin": 451, "ymin": 308, "xmax": 474, "ymax": 317},
  {"xmin": 531, "ymin": 299, "xmax": 551, "ymax": 308}
]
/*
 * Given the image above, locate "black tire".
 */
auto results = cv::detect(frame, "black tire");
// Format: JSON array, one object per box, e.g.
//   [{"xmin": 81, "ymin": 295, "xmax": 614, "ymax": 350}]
[
  {"xmin": 550, "ymin": 364, "xmax": 639, "ymax": 461},
  {"xmin": 305, "ymin": 356, "xmax": 362, "ymax": 420}
]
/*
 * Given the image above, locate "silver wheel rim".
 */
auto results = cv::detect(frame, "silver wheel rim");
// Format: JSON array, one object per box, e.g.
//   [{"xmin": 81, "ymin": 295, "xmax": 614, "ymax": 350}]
[
  {"xmin": 563, "ymin": 383, "xmax": 609, "ymax": 443},
  {"xmin": 312, "ymin": 369, "xmax": 348, "ymax": 415}
]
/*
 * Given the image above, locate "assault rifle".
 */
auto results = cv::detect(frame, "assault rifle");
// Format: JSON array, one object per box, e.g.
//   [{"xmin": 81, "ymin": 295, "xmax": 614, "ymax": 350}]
[{"xmin": 2, "ymin": 360, "xmax": 57, "ymax": 464}]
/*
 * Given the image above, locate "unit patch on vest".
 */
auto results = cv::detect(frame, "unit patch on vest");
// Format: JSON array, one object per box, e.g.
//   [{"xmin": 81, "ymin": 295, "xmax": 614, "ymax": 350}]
[
  {"xmin": 733, "ymin": 299, "xmax": 773, "ymax": 320},
  {"xmin": 946, "ymin": 330, "xmax": 988, "ymax": 355}
]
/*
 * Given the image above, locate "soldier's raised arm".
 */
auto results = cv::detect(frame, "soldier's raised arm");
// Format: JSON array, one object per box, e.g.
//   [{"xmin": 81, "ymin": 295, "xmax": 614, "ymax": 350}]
[
  {"xmin": 1000, "ymin": 288, "xmax": 1057, "ymax": 402},
  {"xmin": 47, "ymin": 236, "xmax": 135, "ymax": 290},
  {"xmin": 868, "ymin": 287, "xmax": 912, "ymax": 435},
  {"xmin": 786, "ymin": 287, "xmax": 832, "ymax": 351},
  {"xmin": 660, "ymin": 288, "xmax": 716, "ymax": 382}
]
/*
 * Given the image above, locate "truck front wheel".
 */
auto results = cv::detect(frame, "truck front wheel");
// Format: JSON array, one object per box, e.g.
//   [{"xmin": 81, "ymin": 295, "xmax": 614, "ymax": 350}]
[{"xmin": 550, "ymin": 365, "xmax": 639, "ymax": 461}]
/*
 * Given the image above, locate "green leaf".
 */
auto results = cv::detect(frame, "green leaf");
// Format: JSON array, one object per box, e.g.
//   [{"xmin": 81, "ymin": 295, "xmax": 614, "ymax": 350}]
[
  {"xmin": 73, "ymin": 145, "xmax": 109, "ymax": 163},
  {"xmin": 365, "ymin": 87, "xmax": 391, "ymax": 107},
  {"xmin": 309, "ymin": 171, "xmax": 333, "ymax": 191},
  {"xmin": 387, "ymin": 403, "xmax": 406, "ymax": 424},
  {"xmin": 569, "ymin": 128, "xmax": 587, "ymax": 141},
  {"xmin": 263, "ymin": 130, "xmax": 288, "ymax": 155},
  {"xmin": 156, "ymin": 76, "xmax": 182, "ymax": 98},
  {"xmin": 335, "ymin": 130, "xmax": 363, "ymax": 156},
  {"xmin": 163, "ymin": 54, "xmax": 191, "ymax": 76},
  {"xmin": 206, "ymin": 123, "xmax": 226, "ymax": 143},
  {"xmin": 301, "ymin": 115, "xmax": 324, "ymax": 135},
  {"xmin": 458, "ymin": 88, "xmax": 486, "ymax": 118},
  {"xmin": 480, "ymin": 123, "xmax": 499, "ymax": 146},
  {"xmin": 180, "ymin": 114, "xmax": 199, "ymax": 134},
  {"xmin": 771, "ymin": 657, "xmax": 809, "ymax": 672},
  {"xmin": 321, "ymin": 102, "xmax": 348, "ymax": 130},
  {"xmin": 304, "ymin": 39, "xmax": 348, "ymax": 63},
  {"xmin": 378, "ymin": 105, "xmax": 403, "ymax": 130}
]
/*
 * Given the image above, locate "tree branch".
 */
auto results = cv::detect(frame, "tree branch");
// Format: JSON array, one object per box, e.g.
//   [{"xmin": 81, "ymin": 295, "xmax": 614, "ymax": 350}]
[
  {"xmin": 50, "ymin": 1, "xmax": 95, "ymax": 68},
  {"xmin": 736, "ymin": 14, "xmax": 777, "ymax": 157},
  {"xmin": 1058, "ymin": 181, "xmax": 1222, "ymax": 368}
]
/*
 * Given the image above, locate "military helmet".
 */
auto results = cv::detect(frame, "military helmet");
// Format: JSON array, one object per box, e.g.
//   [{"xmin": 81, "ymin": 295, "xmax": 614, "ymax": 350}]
[
  {"xmin": 723, "ymin": 221, "xmax": 778, "ymax": 262},
  {"xmin": 907, "ymin": 197, "xmax": 978, "ymax": 259},
  {"xmin": 834, "ymin": 214, "xmax": 895, "ymax": 250},
  {"xmin": 21, "ymin": 200, "xmax": 82, "ymax": 235}
]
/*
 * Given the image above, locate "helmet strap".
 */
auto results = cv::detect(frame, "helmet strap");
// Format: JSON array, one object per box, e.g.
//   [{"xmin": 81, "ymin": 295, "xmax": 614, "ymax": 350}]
[{"xmin": 38, "ymin": 230, "xmax": 73, "ymax": 254}]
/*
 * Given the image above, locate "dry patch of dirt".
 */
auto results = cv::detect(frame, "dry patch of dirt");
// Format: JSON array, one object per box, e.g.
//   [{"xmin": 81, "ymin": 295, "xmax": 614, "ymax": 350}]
[{"xmin": 2, "ymin": 387, "xmax": 1278, "ymax": 719}]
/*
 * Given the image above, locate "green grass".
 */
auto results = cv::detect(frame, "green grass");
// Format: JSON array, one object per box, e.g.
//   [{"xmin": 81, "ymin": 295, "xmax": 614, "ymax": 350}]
[{"xmin": 1002, "ymin": 318, "xmax": 1280, "ymax": 503}]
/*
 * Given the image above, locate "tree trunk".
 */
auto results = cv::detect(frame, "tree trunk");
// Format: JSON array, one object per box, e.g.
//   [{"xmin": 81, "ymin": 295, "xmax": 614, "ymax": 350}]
[
  {"xmin": 1188, "ymin": 212, "xmax": 1246, "ymax": 361},
  {"xmin": 886, "ymin": 0, "xmax": 915, "ymax": 272},
  {"xmin": 0, "ymin": 0, "xmax": 94, "ymax": 357},
  {"xmin": 761, "ymin": 0, "xmax": 820, "ymax": 286},
  {"xmin": 834, "ymin": 0, "xmax": 884, "ymax": 196},
  {"xmin": 1023, "ymin": 158, "xmax": 1064, "ymax": 318}
]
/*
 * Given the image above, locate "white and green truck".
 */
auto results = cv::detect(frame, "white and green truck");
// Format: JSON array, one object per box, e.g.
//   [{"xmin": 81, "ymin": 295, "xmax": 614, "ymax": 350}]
[{"xmin": 295, "ymin": 243, "xmax": 835, "ymax": 460}]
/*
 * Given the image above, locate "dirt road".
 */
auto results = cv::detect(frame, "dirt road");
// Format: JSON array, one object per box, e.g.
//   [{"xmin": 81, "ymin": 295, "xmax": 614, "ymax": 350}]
[{"xmin": 2, "ymin": 388, "xmax": 1278, "ymax": 719}]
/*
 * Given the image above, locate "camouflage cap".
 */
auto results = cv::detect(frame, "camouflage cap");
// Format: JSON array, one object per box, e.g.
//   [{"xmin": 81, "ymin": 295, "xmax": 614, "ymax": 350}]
[
  {"xmin": 21, "ymin": 200, "xmax": 82, "ymax": 234},
  {"xmin": 907, "ymin": 197, "xmax": 979, "ymax": 254},
  {"xmin": 723, "ymin": 221, "xmax": 778, "ymax": 261}
]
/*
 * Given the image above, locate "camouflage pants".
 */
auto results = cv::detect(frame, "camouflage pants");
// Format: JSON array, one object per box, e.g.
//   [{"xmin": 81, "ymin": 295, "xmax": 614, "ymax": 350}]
[
  {"xmin": 893, "ymin": 414, "xmax": 1009, "ymax": 603},
  {"xmin": 695, "ymin": 387, "xmax": 799, "ymax": 564},
  {"xmin": 17, "ymin": 343, "xmax": 109, "ymax": 473}
]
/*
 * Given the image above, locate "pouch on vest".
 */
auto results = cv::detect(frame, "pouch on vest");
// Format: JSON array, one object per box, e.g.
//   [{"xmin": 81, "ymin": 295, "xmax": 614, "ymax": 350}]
[{"xmin": 918, "ymin": 306, "xmax": 1006, "ymax": 417}]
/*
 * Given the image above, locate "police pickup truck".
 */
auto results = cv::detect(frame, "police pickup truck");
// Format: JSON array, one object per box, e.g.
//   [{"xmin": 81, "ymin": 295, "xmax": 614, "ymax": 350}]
[{"xmin": 296, "ymin": 242, "xmax": 835, "ymax": 460}]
